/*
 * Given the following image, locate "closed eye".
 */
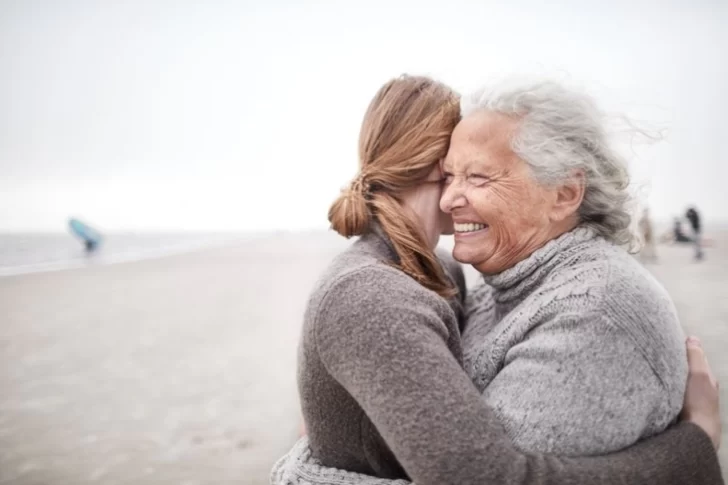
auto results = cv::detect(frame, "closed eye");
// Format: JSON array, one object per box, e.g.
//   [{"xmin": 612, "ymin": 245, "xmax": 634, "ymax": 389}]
[
  {"xmin": 442, "ymin": 172, "xmax": 454, "ymax": 184},
  {"xmin": 467, "ymin": 173, "xmax": 490, "ymax": 185}
]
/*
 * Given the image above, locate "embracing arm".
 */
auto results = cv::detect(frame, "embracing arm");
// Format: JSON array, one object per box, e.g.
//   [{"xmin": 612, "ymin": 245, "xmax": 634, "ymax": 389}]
[
  {"xmin": 273, "ymin": 424, "xmax": 720, "ymax": 485},
  {"xmin": 305, "ymin": 267, "xmax": 721, "ymax": 485}
]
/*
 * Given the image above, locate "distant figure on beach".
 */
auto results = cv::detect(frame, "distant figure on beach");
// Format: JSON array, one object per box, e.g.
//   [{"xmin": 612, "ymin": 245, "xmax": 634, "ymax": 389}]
[
  {"xmin": 686, "ymin": 206, "xmax": 704, "ymax": 261},
  {"xmin": 673, "ymin": 217, "xmax": 692, "ymax": 243},
  {"xmin": 638, "ymin": 208, "xmax": 657, "ymax": 262},
  {"xmin": 272, "ymin": 77, "xmax": 722, "ymax": 485},
  {"xmin": 68, "ymin": 218, "xmax": 103, "ymax": 253}
]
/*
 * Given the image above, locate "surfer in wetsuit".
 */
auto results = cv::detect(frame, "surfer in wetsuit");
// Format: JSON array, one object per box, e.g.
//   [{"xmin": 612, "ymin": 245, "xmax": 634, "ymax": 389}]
[{"xmin": 68, "ymin": 218, "xmax": 102, "ymax": 253}]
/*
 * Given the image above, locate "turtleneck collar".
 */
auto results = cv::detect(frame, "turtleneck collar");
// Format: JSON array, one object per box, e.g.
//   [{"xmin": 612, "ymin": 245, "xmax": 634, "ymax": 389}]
[{"xmin": 481, "ymin": 226, "xmax": 599, "ymax": 302}]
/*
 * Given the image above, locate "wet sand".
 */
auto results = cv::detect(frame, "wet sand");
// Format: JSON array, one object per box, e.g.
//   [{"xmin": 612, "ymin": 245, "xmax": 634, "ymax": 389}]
[{"xmin": 1, "ymin": 230, "xmax": 726, "ymax": 484}]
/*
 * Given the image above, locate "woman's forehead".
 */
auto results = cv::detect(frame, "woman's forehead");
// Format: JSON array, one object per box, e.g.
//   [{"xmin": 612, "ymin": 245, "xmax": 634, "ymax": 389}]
[
  {"xmin": 453, "ymin": 110, "xmax": 518, "ymax": 143},
  {"xmin": 445, "ymin": 112, "xmax": 518, "ymax": 169},
  {"xmin": 443, "ymin": 139, "xmax": 516, "ymax": 172}
]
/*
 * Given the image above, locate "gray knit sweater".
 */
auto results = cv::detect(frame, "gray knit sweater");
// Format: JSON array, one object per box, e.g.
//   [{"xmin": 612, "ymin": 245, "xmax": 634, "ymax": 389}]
[
  {"xmin": 272, "ymin": 226, "xmax": 722, "ymax": 485},
  {"xmin": 462, "ymin": 226, "xmax": 687, "ymax": 455}
]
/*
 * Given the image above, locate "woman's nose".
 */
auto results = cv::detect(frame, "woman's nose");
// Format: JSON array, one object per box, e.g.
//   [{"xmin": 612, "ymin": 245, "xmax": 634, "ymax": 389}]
[{"xmin": 440, "ymin": 181, "xmax": 465, "ymax": 213}]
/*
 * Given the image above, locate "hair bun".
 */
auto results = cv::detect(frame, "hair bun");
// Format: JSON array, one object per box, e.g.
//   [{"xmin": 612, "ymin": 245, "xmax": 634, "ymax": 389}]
[{"xmin": 328, "ymin": 175, "xmax": 372, "ymax": 238}]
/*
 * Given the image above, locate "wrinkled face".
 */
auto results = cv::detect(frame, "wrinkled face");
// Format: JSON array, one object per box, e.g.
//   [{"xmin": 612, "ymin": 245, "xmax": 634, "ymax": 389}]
[
  {"xmin": 403, "ymin": 164, "xmax": 453, "ymax": 249},
  {"xmin": 440, "ymin": 111, "xmax": 565, "ymax": 274}
]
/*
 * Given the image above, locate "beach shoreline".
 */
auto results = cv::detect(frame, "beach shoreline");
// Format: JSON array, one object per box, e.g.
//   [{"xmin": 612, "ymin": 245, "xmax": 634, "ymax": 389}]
[{"xmin": 0, "ymin": 233, "xmax": 262, "ymax": 279}]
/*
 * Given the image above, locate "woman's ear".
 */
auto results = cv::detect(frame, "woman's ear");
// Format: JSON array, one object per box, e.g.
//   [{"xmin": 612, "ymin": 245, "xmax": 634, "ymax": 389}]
[{"xmin": 550, "ymin": 169, "xmax": 586, "ymax": 222}]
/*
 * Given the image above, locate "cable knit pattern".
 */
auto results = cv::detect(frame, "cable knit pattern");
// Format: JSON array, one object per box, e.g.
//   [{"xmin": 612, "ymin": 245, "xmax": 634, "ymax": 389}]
[
  {"xmin": 270, "ymin": 227, "xmax": 710, "ymax": 485},
  {"xmin": 461, "ymin": 227, "xmax": 686, "ymax": 455}
]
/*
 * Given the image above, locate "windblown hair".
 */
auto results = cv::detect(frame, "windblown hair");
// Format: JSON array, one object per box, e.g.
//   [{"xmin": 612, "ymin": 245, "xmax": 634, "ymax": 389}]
[
  {"xmin": 462, "ymin": 80, "xmax": 637, "ymax": 248},
  {"xmin": 328, "ymin": 75, "xmax": 460, "ymax": 297}
]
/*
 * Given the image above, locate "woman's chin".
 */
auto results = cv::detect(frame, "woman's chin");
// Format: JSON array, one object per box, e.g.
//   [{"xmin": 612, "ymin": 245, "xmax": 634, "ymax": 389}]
[
  {"xmin": 452, "ymin": 247, "xmax": 482, "ymax": 266},
  {"xmin": 473, "ymin": 262, "xmax": 498, "ymax": 275}
]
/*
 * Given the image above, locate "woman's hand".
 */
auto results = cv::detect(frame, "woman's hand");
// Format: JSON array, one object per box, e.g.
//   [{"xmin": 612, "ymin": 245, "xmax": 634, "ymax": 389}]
[{"xmin": 681, "ymin": 336, "xmax": 721, "ymax": 450}]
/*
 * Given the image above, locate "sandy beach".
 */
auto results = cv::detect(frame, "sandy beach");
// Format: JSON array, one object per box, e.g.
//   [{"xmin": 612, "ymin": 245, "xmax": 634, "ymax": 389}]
[{"xmin": 1, "ymin": 230, "xmax": 727, "ymax": 484}]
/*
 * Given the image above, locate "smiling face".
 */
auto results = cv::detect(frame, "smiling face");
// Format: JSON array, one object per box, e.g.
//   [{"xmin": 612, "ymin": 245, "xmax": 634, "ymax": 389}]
[{"xmin": 440, "ymin": 110, "xmax": 577, "ymax": 274}]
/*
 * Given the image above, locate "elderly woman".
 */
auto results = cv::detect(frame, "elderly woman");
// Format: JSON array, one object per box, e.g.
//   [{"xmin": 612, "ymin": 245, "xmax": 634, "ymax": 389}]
[
  {"xmin": 273, "ymin": 80, "xmax": 723, "ymax": 485},
  {"xmin": 441, "ymin": 81, "xmax": 687, "ymax": 455}
]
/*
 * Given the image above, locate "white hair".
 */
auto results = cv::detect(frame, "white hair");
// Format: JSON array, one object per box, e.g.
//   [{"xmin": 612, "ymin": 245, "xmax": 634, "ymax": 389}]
[{"xmin": 461, "ymin": 80, "xmax": 637, "ymax": 249}]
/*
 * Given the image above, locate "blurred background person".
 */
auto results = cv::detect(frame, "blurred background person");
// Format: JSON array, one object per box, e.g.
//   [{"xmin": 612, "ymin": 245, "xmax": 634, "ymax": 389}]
[
  {"xmin": 639, "ymin": 207, "xmax": 658, "ymax": 262},
  {"xmin": 687, "ymin": 206, "xmax": 705, "ymax": 261}
]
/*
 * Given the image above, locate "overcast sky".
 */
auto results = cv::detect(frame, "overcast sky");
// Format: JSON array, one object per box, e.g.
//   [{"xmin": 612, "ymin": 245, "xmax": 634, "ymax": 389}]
[{"xmin": 1, "ymin": 0, "xmax": 726, "ymax": 232}]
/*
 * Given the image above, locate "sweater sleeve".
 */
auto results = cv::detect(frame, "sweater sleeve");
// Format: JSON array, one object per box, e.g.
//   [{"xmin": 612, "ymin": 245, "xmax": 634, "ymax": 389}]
[
  {"xmin": 271, "ymin": 425, "xmax": 721, "ymax": 485},
  {"xmin": 310, "ymin": 267, "xmax": 723, "ymax": 485},
  {"xmin": 481, "ymin": 311, "xmax": 669, "ymax": 455}
]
